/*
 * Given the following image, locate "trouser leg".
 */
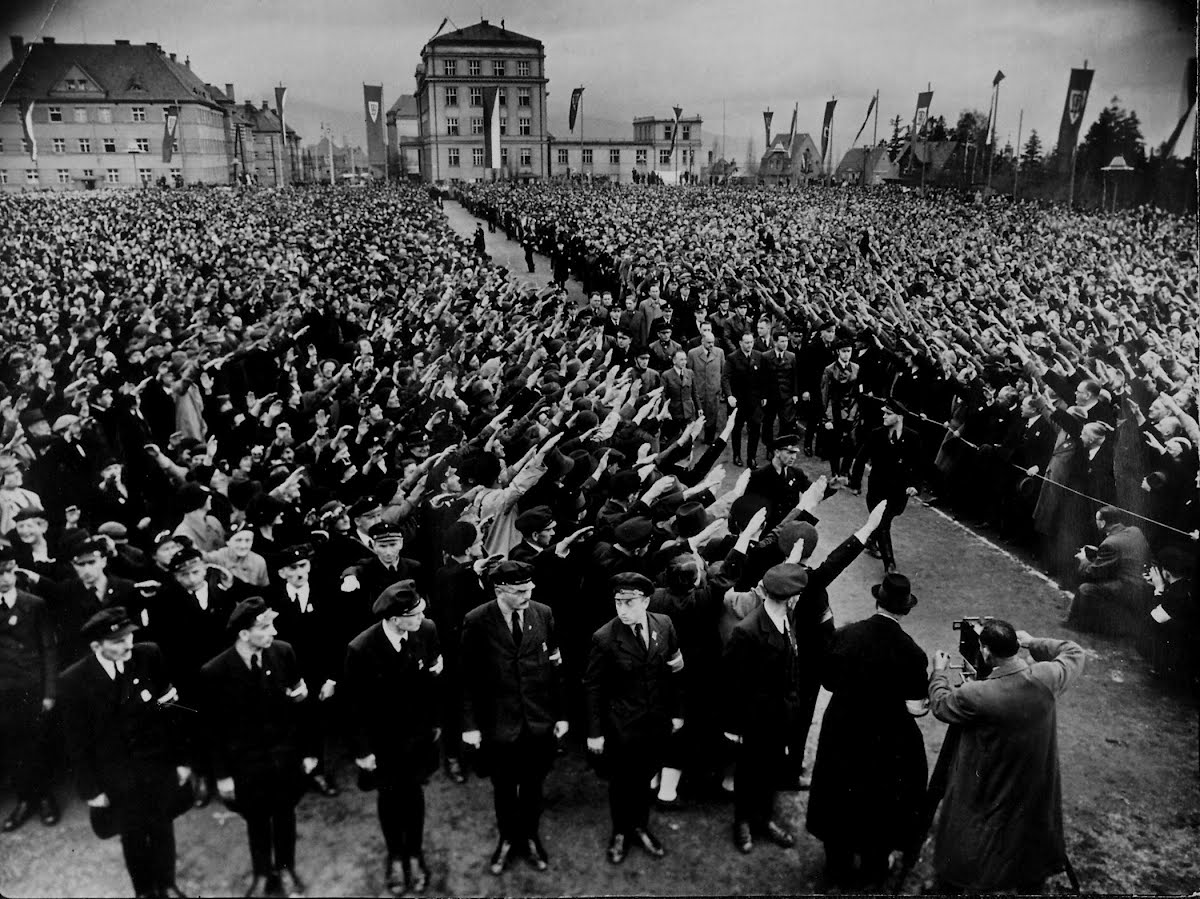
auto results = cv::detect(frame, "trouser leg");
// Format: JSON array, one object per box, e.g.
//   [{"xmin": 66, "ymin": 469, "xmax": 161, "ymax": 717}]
[
  {"xmin": 245, "ymin": 813, "xmax": 274, "ymax": 875},
  {"xmin": 378, "ymin": 786, "xmax": 406, "ymax": 857},
  {"xmin": 272, "ymin": 803, "xmax": 297, "ymax": 870}
]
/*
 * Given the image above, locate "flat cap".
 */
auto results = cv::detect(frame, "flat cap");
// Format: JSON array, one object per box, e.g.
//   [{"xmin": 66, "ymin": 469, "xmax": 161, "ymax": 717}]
[
  {"xmin": 372, "ymin": 579, "xmax": 425, "ymax": 618},
  {"xmin": 70, "ymin": 538, "xmax": 107, "ymax": 563},
  {"xmin": 51, "ymin": 413, "xmax": 80, "ymax": 433},
  {"xmin": 610, "ymin": 571, "xmax": 655, "ymax": 597},
  {"xmin": 614, "ymin": 516, "xmax": 655, "ymax": 548},
  {"xmin": 760, "ymin": 563, "xmax": 810, "ymax": 600},
  {"xmin": 14, "ymin": 506, "xmax": 48, "ymax": 523},
  {"xmin": 276, "ymin": 544, "xmax": 312, "ymax": 568},
  {"xmin": 489, "ymin": 560, "xmax": 534, "ymax": 586},
  {"xmin": 515, "ymin": 506, "xmax": 556, "ymax": 535},
  {"xmin": 96, "ymin": 521, "xmax": 128, "ymax": 541},
  {"xmin": 81, "ymin": 606, "xmax": 139, "ymax": 643},
  {"xmin": 227, "ymin": 597, "xmax": 278, "ymax": 634},
  {"xmin": 368, "ymin": 521, "xmax": 404, "ymax": 544},
  {"xmin": 167, "ymin": 546, "xmax": 205, "ymax": 574},
  {"xmin": 348, "ymin": 496, "xmax": 384, "ymax": 519}
]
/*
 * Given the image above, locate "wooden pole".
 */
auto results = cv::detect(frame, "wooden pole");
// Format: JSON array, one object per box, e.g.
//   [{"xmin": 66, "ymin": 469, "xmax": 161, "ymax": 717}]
[{"xmin": 1013, "ymin": 108, "xmax": 1023, "ymax": 200}]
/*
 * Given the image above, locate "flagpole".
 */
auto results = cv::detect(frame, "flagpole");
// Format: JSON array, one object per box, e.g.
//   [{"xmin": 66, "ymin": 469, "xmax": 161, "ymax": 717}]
[
  {"xmin": 1013, "ymin": 108, "xmax": 1024, "ymax": 200},
  {"xmin": 985, "ymin": 80, "xmax": 999, "ymax": 192},
  {"xmin": 579, "ymin": 85, "xmax": 584, "ymax": 180}
]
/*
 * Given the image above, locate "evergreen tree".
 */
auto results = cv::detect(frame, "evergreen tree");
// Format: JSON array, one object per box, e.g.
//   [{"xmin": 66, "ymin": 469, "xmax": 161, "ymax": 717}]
[{"xmin": 1079, "ymin": 96, "xmax": 1146, "ymax": 173}]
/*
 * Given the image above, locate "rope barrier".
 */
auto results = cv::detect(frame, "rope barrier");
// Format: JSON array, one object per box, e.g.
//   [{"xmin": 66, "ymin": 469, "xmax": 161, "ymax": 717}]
[{"xmin": 863, "ymin": 394, "xmax": 1199, "ymax": 542}]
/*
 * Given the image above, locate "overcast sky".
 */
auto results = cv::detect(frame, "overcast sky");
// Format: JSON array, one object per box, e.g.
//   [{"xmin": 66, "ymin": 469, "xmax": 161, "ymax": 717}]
[{"xmin": 2, "ymin": 0, "xmax": 1194, "ymax": 158}]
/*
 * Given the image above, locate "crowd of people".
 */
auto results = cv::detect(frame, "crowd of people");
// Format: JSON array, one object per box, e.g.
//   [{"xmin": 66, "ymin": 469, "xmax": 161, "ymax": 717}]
[{"xmin": 0, "ymin": 179, "xmax": 1194, "ymax": 897}]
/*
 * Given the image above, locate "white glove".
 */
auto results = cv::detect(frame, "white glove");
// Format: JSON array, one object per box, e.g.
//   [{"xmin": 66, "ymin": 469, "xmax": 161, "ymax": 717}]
[{"xmin": 462, "ymin": 729, "xmax": 482, "ymax": 749}]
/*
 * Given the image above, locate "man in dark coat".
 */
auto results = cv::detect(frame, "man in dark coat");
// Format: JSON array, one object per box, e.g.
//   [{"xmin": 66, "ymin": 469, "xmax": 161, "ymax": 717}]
[
  {"xmin": 1067, "ymin": 506, "xmax": 1152, "ymax": 637},
  {"xmin": 760, "ymin": 331, "xmax": 799, "ymax": 448},
  {"xmin": 59, "ymin": 608, "xmax": 190, "ymax": 898},
  {"xmin": 200, "ymin": 598, "xmax": 308, "ymax": 898},
  {"xmin": 806, "ymin": 574, "xmax": 930, "ymax": 890},
  {"xmin": 928, "ymin": 620, "xmax": 1085, "ymax": 892},
  {"xmin": 746, "ymin": 433, "xmax": 814, "ymax": 533},
  {"xmin": 848, "ymin": 402, "xmax": 923, "ymax": 574},
  {"xmin": 265, "ymin": 545, "xmax": 340, "ymax": 797},
  {"xmin": 721, "ymin": 333, "xmax": 768, "ymax": 467},
  {"xmin": 584, "ymin": 572, "xmax": 685, "ymax": 864},
  {"xmin": 820, "ymin": 338, "xmax": 861, "ymax": 482},
  {"xmin": 460, "ymin": 560, "xmax": 567, "ymax": 875},
  {"xmin": 0, "ymin": 545, "xmax": 59, "ymax": 831},
  {"xmin": 338, "ymin": 521, "xmax": 425, "ymax": 646},
  {"xmin": 344, "ymin": 579, "xmax": 443, "ymax": 895}
]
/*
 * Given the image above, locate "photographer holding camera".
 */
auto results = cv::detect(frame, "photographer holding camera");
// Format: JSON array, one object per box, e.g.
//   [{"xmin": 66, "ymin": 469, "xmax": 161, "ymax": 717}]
[{"xmin": 927, "ymin": 620, "xmax": 1085, "ymax": 893}]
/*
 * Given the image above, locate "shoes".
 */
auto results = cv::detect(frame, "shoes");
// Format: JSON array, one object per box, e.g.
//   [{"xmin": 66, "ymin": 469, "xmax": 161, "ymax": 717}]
[
  {"xmin": 243, "ymin": 874, "xmax": 274, "ymax": 898},
  {"xmin": 2, "ymin": 800, "xmax": 34, "ymax": 832},
  {"xmin": 489, "ymin": 838, "xmax": 515, "ymax": 875},
  {"xmin": 864, "ymin": 542, "xmax": 882, "ymax": 559},
  {"xmin": 160, "ymin": 883, "xmax": 189, "ymax": 898},
  {"xmin": 276, "ymin": 868, "xmax": 306, "ymax": 897},
  {"xmin": 408, "ymin": 854, "xmax": 430, "ymax": 892},
  {"xmin": 446, "ymin": 757, "xmax": 467, "ymax": 785},
  {"xmin": 38, "ymin": 795, "xmax": 60, "ymax": 826},
  {"xmin": 385, "ymin": 856, "xmax": 408, "ymax": 895},
  {"xmin": 632, "ymin": 827, "xmax": 666, "ymax": 858},
  {"xmin": 192, "ymin": 776, "xmax": 211, "ymax": 809},
  {"xmin": 525, "ymin": 836, "xmax": 549, "ymax": 871},
  {"xmin": 884, "ymin": 563, "xmax": 898, "ymax": 574},
  {"xmin": 764, "ymin": 820, "xmax": 795, "ymax": 848},
  {"xmin": 655, "ymin": 794, "xmax": 680, "ymax": 809},
  {"xmin": 733, "ymin": 820, "xmax": 753, "ymax": 854},
  {"xmin": 308, "ymin": 773, "xmax": 339, "ymax": 797},
  {"xmin": 732, "ymin": 454, "xmax": 743, "ymax": 467},
  {"xmin": 607, "ymin": 832, "xmax": 628, "ymax": 864}
]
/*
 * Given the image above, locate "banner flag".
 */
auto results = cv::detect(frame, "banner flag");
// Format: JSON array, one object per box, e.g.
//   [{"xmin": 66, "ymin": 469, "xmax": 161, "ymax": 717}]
[
  {"xmin": 1161, "ymin": 57, "xmax": 1197, "ymax": 159},
  {"xmin": 851, "ymin": 93, "xmax": 876, "ymax": 146},
  {"xmin": 162, "ymin": 105, "xmax": 179, "ymax": 163},
  {"xmin": 19, "ymin": 99, "xmax": 36, "ymax": 161},
  {"xmin": 993, "ymin": 69, "xmax": 1006, "ymax": 86},
  {"xmin": 274, "ymin": 85, "xmax": 287, "ymax": 121},
  {"xmin": 569, "ymin": 87, "xmax": 584, "ymax": 132},
  {"xmin": 668, "ymin": 105, "xmax": 683, "ymax": 156},
  {"xmin": 363, "ymin": 84, "xmax": 385, "ymax": 171},
  {"xmin": 820, "ymin": 99, "xmax": 837, "ymax": 163},
  {"xmin": 912, "ymin": 90, "xmax": 933, "ymax": 135},
  {"xmin": 482, "ymin": 86, "xmax": 501, "ymax": 168},
  {"xmin": 763, "ymin": 109, "xmax": 774, "ymax": 149},
  {"xmin": 786, "ymin": 102, "xmax": 798, "ymax": 151},
  {"xmin": 1055, "ymin": 67, "xmax": 1094, "ymax": 170}
]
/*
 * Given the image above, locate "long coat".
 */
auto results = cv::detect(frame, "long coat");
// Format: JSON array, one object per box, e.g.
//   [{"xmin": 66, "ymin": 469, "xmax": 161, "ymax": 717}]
[
  {"xmin": 687, "ymin": 345, "xmax": 726, "ymax": 424},
  {"xmin": 806, "ymin": 615, "xmax": 929, "ymax": 854},
  {"xmin": 928, "ymin": 638, "xmax": 1085, "ymax": 891},
  {"xmin": 661, "ymin": 366, "xmax": 697, "ymax": 422}
]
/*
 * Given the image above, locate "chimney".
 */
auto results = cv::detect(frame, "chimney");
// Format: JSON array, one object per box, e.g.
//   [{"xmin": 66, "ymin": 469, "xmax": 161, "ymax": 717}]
[
  {"xmin": 42, "ymin": 36, "xmax": 55, "ymax": 44},
  {"xmin": 115, "ymin": 39, "xmax": 130, "ymax": 45},
  {"xmin": 169, "ymin": 52, "xmax": 176, "ymax": 61},
  {"xmin": 146, "ymin": 41, "xmax": 159, "ymax": 50},
  {"xmin": 481, "ymin": 18, "xmax": 488, "ymax": 25},
  {"xmin": 225, "ymin": 83, "xmax": 235, "ymax": 102},
  {"xmin": 9, "ymin": 36, "xmax": 23, "ymax": 57},
  {"xmin": 261, "ymin": 100, "xmax": 269, "ymax": 111},
  {"xmin": 184, "ymin": 56, "xmax": 190, "ymax": 68}
]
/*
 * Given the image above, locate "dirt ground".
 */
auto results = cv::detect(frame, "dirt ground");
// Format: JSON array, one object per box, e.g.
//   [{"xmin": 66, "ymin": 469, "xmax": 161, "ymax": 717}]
[{"xmin": 2, "ymin": 208, "xmax": 1196, "ymax": 897}]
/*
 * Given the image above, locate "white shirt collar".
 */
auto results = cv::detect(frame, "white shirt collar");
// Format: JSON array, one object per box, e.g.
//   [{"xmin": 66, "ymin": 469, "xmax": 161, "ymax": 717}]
[
  {"xmin": 762, "ymin": 601, "xmax": 788, "ymax": 634},
  {"xmin": 382, "ymin": 622, "xmax": 409, "ymax": 652},
  {"xmin": 1, "ymin": 590, "xmax": 17, "ymax": 609},
  {"xmin": 94, "ymin": 653, "xmax": 125, "ymax": 680}
]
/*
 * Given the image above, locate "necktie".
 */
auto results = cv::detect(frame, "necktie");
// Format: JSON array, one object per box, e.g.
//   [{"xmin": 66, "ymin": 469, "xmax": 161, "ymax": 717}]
[
  {"xmin": 250, "ymin": 653, "xmax": 262, "ymax": 675},
  {"xmin": 114, "ymin": 661, "xmax": 130, "ymax": 700},
  {"xmin": 511, "ymin": 610, "xmax": 522, "ymax": 647},
  {"xmin": 633, "ymin": 622, "xmax": 647, "ymax": 650},
  {"xmin": 783, "ymin": 618, "xmax": 799, "ymax": 688}
]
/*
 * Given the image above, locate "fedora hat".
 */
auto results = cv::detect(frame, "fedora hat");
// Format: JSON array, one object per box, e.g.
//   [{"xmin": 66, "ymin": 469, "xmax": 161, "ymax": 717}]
[{"xmin": 871, "ymin": 573, "xmax": 918, "ymax": 614}]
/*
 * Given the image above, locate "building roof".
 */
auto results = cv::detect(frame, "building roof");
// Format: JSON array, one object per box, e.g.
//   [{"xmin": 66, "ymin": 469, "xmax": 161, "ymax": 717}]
[
  {"xmin": 764, "ymin": 132, "xmax": 817, "ymax": 157},
  {"xmin": 834, "ymin": 145, "xmax": 894, "ymax": 178},
  {"xmin": 428, "ymin": 20, "xmax": 541, "ymax": 48},
  {"xmin": 236, "ymin": 100, "xmax": 301, "ymax": 140},
  {"xmin": 387, "ymin": 94, "xmax": 418, "ymax": 119},
  {"xmin": 0, "ymin": 37, "xmax": 222, "ymax": 106}
]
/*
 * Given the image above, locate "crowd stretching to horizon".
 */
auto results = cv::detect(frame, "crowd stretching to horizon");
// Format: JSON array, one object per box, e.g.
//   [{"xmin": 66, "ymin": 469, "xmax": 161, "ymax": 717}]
[{"xmin": 0, "ymin": 180, "xmax": 1196, "ymax": 897}]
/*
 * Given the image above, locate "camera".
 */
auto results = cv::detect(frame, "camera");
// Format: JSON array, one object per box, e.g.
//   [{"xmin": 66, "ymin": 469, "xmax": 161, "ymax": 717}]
[{"xmin": 951, "ymin": 617, "xmax": 996, "ymax": 680}]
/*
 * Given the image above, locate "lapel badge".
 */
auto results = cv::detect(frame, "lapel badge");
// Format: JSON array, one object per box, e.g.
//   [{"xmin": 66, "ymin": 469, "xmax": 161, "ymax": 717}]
[
  {"xmin": 417, "ymin": 658, "xmax": 425, "ymax": 670},
  {"xmin": 139, "ymin": 689, "xmax": 153, "ymax": 703},
  {"xmin": 7, "ymin": 615, "xmax": 16, "ymax": 627}
]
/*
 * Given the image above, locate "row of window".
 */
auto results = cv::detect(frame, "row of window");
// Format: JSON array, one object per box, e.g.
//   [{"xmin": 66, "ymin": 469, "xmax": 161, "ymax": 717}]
[
  {"xmin": 445, "ymin": 116, "xmax": 531, "ymax": 136},
  {"xmin": 448, "ymin": 147, "xmax": 533, "ymax": 167},
  {"xmin": 43, "ymin": 105, "xmax": 182, "ymax": 124},
  {"xmin": 553, "ymin": 147, "xmax": 695, "ymax": 166},
  {"xmin": 443, "ymin": 86, "xmax": 531, "ymax": 108},
  {"xmin": 0, "ymin": 137, "xmax": 170, "ymax": 154},
  {"xmin": 0, "ymin": 167, "xmax": 179, "ymax": 185},
  {"xmin": 442, "ymin": 59, "xmax": 533, "ymax": 78}
]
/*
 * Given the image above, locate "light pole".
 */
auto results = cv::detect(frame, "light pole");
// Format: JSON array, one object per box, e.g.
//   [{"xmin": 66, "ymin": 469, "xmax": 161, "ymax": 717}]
[{"xmin": 126, "ymin": 144, "xmax": 143, "ymax": 189}]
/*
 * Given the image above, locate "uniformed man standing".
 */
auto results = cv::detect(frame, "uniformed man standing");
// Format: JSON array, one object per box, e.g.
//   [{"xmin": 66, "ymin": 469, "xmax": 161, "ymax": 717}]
[
  {"xmin": 460, "ymin": 560, "xmax": 567, "ymax": 875},
  {"xmin": 59, "ymin": 607, "xmax": 190, "ymax": 898},
  {"xmin": 200, "ymin": 598, "xmax": 308, "ymax": 898},
  {"xmin": 584, "ymin": 572, "xmax": 684, "ymax": 864},
  {"xmin": 344, "ymin": 580, "xmax": 443, "ymax": 895},
  {"xmin": 746, "ymin": 433, "xmax": 815, "ymax": 533}
]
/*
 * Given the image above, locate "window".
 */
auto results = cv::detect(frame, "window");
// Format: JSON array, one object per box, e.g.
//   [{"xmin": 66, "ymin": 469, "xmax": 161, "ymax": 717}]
[
  {"xmin": 82, "ymin": 168, "xmax": 94, "ymax": 178},
  {"xmin": 557, "ymin": 148, "xmax": 569, "ymax": 165},
  {"xmin": 0, "ymin": 171, "xmax": 7, "ymax": 184},
  {"xmin": 663, "ymin": 125, "xmax": 673, "ymax": 141},
  {"xmin": 106, "ymin": 168, "xmax": 120, "ymax": 183},
  {"xmin": 517, "ymin": 60, "xmax": 531, "ymax": 77},
  {"xmin": 501, "ymin": 147, "xmax": 509, "ymax": 166},
  {"xmin": 498, "ymin": 88, "xmax": 506, "ymax": 107},
  {"xmin": 78, "ymin": 138, "xmax": 92, "ymax": 153},
  {"xmin": 170, "ymin": 167, "xmax": 181, "ymax": 184},
  {"xmin": 73, "ymin": 107, "xmax": 87, "ymax": 123},
  {"xmin": 26, "ymin": 169, "xmax": 39, "ymax": 184},
  {"xmin": 131, "ymin": 107, "xmax": 146, "ymax": 122},
  {"xmin": 57, "ymin": 169, "xmax": 70, "ymax": 184},
  {"xmin": 610, "ymin": 148, "xmax": 621, "ymax": 165},
  {"xmin": 659, "ymin": 149, "xmax": 672, "ymax": 165},
  {"xmin": 582, "ymin": 148, "xmax": 593, "ymax": 164},
  {"xmin": 472, "ymin": 147, "xmax": 484, "ymax": 166},
  {"xmin": 499, "ymin": 118, "xmax": 507, "ymax": 135},
  {"xmin": 445, "ymin": 87, "xmax": 457, "ymax": 106},
  {"xmin": 448, "ymin": 148, "xmax": 460, "ymax": 166},
  {"xmin": 48, "ymin": 106, "xmax": 63, "ymax": 122},
  {"xmin": 492, "ymin": 60, "xmax": 505, "ymax": 77},
  {"xmin": 66, "ymin": 79, "xmax": 79, "ymax": 91},
  {"xmin": 470, "ymin": 117, "xmax": 484, "ymax": 135},
  {"xmin": 162, "ymin": 106, "xmax": 172, "ymax": 121},
  {"xmin": 468, "ymin": 59, "xmax": 481, "ymax": 76},
  {"xmin": 443, "ymin": 59, "xmax": 457, "ymax": 76},
  {"xmin": 97, "ymin": 107, "xmax": 112, "ymax": 124},
  {"xmin": 0, "ymin": 138, "xmax": 5, "ymax": 152},
  {"xmin": 103, "ymin": 138, "xmax": 116, "ymax": 153},
  {"xmin": 517, "ymin": 87, "xmax": 531, "ymax": 107},
  {"xmin": 140, "ymin": 170, "xmax": 153, "ymax": 186},
  {"xmin": 520, "ymin": 147, "xmax": 531, "ymax": 166},
  {"xmin": 52, "ymin": 138, "xmax": 65, "ymax": 153},
  {"xmin": 446, "ymin": 117, "xmax": 459, "ymax": 136},
  {"xmin": 636, "ymin": 149, "xmax": 647, "ymax": 165},
  {"xmin": 172, "ymin": 139, "xmax": 179, "ymax": 153},
  {"xmin": 469, "ymin": 87, "xmax": 482, "ymax": 107},
  {"xmin": 681, "ymin": 125, "xmax": 691, "ymax": 141},
  {"xmin": 135, "ymin": 138, "xmax": 150, "ymax": 152},
  {"xmin": 21, "ymin": 138, "xmax": 28, "ymax": 153},
  {"xmin": 518, "ymin": 118, "xmax": 531, "ymax": 136}
]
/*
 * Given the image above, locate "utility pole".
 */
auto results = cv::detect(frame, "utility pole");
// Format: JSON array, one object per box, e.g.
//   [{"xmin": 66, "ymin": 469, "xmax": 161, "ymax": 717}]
[{"xmin": 1013, "ymin": 108, "xmax": 1024, "ymax": 200}]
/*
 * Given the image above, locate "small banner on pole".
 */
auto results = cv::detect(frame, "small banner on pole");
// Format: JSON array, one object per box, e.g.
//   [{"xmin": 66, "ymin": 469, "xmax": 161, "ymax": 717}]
[
  {"xmin": 1055, "ymin": 68, "xmax": 1094, "ymax": 171},
  {"xmin": 820, "ymin": 99, "xmax": 837, "ymax": 164},
  {"xmin": 162, "ymin": 105, "xmax": 179, "ymax": 163},
  {"xmin": 569, "ymin": 87, "xmax": 584, "ymax": 133}
]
